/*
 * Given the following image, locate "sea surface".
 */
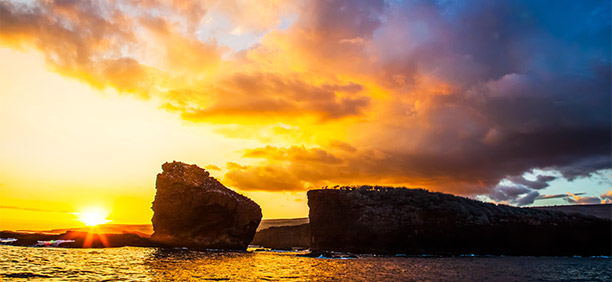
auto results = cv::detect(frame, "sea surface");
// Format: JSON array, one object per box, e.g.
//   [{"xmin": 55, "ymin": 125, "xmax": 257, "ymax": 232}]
[{"xmin": 1, "ymin": 246, "xmax": 610, "ymax": 281}]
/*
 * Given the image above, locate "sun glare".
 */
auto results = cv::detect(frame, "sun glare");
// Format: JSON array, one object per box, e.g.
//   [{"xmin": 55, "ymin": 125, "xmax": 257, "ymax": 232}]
[{"xmin": 76, "ymin": 207, "xmax": 111, "ymax": 226}]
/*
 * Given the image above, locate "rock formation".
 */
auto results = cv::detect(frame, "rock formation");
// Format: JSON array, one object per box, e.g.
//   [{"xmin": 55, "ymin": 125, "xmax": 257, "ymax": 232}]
[
  {"xmin": 151, "ymin": 161, "xmax": 262, "ymax": 250},
  {"xmin": 251, "ymin": 224, "xmax": 311, "ymax": 249},
  {"xmin": 308, "ymin": 186, "xmax": 611, "ymax": 256}
]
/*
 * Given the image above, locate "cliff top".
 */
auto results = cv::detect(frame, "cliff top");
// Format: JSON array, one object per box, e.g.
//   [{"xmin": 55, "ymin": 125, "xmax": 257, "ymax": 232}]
[{"xmin": 157, "ymin": 161, "xmax": 246, "ymax": 202}]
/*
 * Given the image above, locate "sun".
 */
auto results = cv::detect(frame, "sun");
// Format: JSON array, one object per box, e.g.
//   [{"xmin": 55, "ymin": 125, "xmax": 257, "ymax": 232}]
[{"xmin": 75, "ymin": 207, "xmax": 111, "ymax": 226}]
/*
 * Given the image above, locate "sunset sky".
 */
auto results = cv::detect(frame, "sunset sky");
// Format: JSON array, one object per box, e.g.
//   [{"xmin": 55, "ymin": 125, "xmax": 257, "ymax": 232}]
[{"xmin": 1, "ymin": 0, "xmax": 610, "ymax": 230}]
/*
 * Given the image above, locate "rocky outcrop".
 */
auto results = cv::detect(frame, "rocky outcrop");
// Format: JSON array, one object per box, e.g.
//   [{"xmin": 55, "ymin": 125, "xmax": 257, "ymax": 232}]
[
  {"xmin": 251, "ymin": 224, "xmax": 311, "ymax": 249},
  {"xmin": 308, "ymin": 186, "xmax": 611, "ymax": 256},
  {"xmin": 151, "ymin": 161, "xmax": 262, "ymax": 250}
]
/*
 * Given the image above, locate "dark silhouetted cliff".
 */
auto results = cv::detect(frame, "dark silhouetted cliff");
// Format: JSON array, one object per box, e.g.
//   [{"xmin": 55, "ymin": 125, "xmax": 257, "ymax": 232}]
[
  {"xmin": 308, "ymin": 186, "xmax": 611, "ymax": 256},
  {"xmin": 533, "ymin": 204, "xmax": 611, "ymax": 221},
  {"xmin": 251, "ymin": 224, "xmax": 310, "ymax": 249},
  {"xmin": 151, "ymin": 161, "xmax": 262, "ymax": 250}
]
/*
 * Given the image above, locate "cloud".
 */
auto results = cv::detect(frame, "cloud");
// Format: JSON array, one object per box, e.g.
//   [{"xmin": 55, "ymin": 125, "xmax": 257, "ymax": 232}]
[
  {"xmin": 533, "ymin": 191, "xmax": 612, "ymax": 205},
  {"xmin": 536, "ymin": 192, "xmax": 586, "ymax": 200},
  {"xmin": 553, "ymin": 157, "xmax": 612, "ymax": 181},
  {"xmin": 516, "ymin": 191, "xmax": 540, "ymax": 206},
  {"xmin": 226, "ymin": 162, "xmax": 247, "ymax": 170},
  {"xmin": 176, "ymin": 73, "xmax": 370, "ymax": 122},
  {"xmin": 506, "ymin": 175, "xmax": 556, "ymax": 190},
  {"xmin": 243, "ymin": 145, "xmax": 343, "ymax": 164},
  {"xmin": 0, "ymin": 1, "xmax": 152, "ymax": 97},
  {"xmin": 1, "ymin": 0, "xmax": 610, "ymax": 200},
  {"xmin": 244, "ymin": 0, "xmax": 610, "ymax": 197},
  {"xmin": 205, "ymin": 164, "xmax": 221, "ymax": 171},
  {"xmin": 482, "ymin": 173, "xmax": 557, "ymax": 205},
  {"xmin": 328, "ymin": 140, "xmax": 357, "ymax": 153},
  {"xmin": 224, "ymin": 163, "xmax": 305, "ymax": 191},
  {"xmin": 488, "ymin": 185, "xmax": 532, "ymax": 203},
  {"xmin": 565, "ymin": 193, "xmax": 602, "ymax": 205},
  {"xmin": 534, "ymin": 191, "xmax": 612, "ymax": 205},
  {"xmin": 600, "ymin": 190, "xmax": 612, "ymax": 201},
  {"xmin": 209, "ymin": 0, "xmax": 297, "ymax": 32},
  {"xmin": 223, "ymin": 145, "xmax": 527, "ymax": 194},
  {"xmin": 599, "ymin": 190, "xmax": 612, "ymax": 204}
]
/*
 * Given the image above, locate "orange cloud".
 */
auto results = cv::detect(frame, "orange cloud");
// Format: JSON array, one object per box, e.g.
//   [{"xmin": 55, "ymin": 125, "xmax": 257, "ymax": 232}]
[
  {"xmin": 0, "ymin": 1, "xmax": 150, "ymax": 96},
  {"xmin": 175, "ymin": 73, "xmax": 370, "ymax": 123},
  {"xmin": 599, "ymin": 190, "xmax": 612, "ymax": 204},
  {"xmin": 224, "ymin": 163, "xmax": 304, "ymax": 191},
  {"xmin": 1, "ymin": 0, "xmax": 609, "ymax": 201},
  {"xmin": 223, "ymin": 145, "xmax": 495, "ymax": 194},
  {"xmin": 0, "ymin": 0, "xmax": 377, "ymax": 123},
  {"xmin": 243, "ymin": 145, "xmax": 343, "ymax": 164},
  {"xmin": 205, "ymin": 164, "xmax": 221, "ymax": 171}
]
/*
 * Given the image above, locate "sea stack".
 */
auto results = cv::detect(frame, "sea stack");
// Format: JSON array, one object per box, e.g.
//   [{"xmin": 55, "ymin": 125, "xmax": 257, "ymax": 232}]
[
  {"xmin": 308, "ymin": 186, "xmax": 611, "ymax": 256},
  {"xmin": 151, "ymin": 161, "xmax": 262, "ymax": 250}
]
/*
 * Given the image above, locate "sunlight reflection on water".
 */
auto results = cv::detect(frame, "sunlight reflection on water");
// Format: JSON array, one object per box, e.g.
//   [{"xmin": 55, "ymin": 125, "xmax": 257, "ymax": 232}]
[{"xmin": 1, "ymin": 246, "xmax": 610, "ymax": 281}]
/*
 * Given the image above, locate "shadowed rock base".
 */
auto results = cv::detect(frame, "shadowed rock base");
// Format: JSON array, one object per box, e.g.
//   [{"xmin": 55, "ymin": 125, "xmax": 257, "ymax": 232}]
[
  {"xmin": 151, "ymin": 161, "xmax": 262, "ymax": 250},
  {"xmin": 251, "ymin": 224, "xmax": 310, "ymax": 249},
  {"xmin": 308, "ymin": 187, "xmax": 611, "ymax": 256}
]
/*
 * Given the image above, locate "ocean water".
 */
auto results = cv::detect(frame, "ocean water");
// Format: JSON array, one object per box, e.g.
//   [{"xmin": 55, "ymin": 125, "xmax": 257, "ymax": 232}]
[{"xmin": 1, "ymin": 246, "xmax": 610, "ymax": 281}]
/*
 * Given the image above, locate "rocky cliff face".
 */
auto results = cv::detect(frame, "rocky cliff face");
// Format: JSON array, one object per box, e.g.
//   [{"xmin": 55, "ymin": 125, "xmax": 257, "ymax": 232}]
[
  {"xmin": 308, "ymin": 187, "xmax": 611, "ymax": 256},
  {"xmin": 251, "ymin": 224, "xmax": 311, "ymax": 250},
  {"xmin": 151, "ymin": 161, "xmax": 262, "ymax": 250}
]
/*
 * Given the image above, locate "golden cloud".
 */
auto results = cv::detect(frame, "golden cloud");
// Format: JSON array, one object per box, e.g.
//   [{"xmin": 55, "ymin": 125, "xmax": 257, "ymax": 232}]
[{"xmin": 2, "ymin": 0, "xmax": 610, "ymax": 201}]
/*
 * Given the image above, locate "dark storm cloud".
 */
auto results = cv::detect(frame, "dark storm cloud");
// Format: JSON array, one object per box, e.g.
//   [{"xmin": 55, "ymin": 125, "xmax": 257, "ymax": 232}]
[
  {"xmin": 516, "ymin": 191, "xmax": 540, "ymax": 207},
  {"xmin": 224, "ymin": 0, "xmax": 611, "ymax": 197},
  {"xmin": 507, "ymin": 175, "xmax": 556, "ymax": 190},
  {"xmin": 488, "ymin": 185, "xmax": 532, "ymax": 203}
]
